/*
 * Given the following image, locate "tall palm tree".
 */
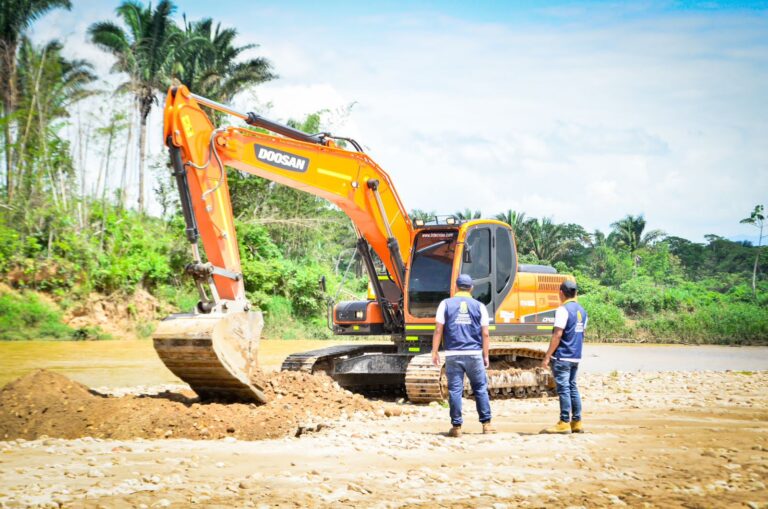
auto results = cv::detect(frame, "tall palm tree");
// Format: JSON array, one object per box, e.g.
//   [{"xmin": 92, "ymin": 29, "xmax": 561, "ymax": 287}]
[
  {"xmin": 176, "ymin": 17, "xmax": 275, "ymax": 103},
  {"xmin": 14, "ymin": 37, "xmax": 96, "ymax": 203},
  {"xmin": 609, "ymin": 214, "xmax": 665, "ymax": 253},
  {"xmin": 0, "ymin": 0, "xmax": 72, "ymax": 200},
  {"xmin": 525, "ymin": 217, "xmax": 572, "ymax": 263},
  {"xmin": 88, "ymin": 0, "xmax": 182, "ymax": 213},
  {"xmin": 409, "ymin": 209, "xmax": 436, "ymax": 224},
  {"xmin": 495, "ymin": 209, "xmax": 529, "ymax": 251}
]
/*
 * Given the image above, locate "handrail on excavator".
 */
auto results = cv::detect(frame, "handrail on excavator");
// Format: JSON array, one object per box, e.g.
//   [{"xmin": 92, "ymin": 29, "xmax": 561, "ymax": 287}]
[{"xmin": 184, "ymin": 89, "xmax": 328, "ymax": 146}]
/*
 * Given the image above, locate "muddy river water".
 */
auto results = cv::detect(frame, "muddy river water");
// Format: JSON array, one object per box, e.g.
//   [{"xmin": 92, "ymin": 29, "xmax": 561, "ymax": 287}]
[{"xmin": 0, "ymin": 339, "xmax": 766, "ymax": 388}]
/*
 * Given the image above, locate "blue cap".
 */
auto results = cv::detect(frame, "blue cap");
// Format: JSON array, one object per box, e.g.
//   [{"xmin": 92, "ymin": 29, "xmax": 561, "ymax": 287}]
[
  {"xmin": 456, "ymin": 274, "xmax": 473, "ymax": 289},
  {"xmin": 560, "ymin": 280, "xmax": 577, "ymax": 292}
]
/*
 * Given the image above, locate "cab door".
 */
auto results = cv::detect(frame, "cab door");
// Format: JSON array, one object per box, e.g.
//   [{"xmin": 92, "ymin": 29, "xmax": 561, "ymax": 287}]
[
  {"xmin": 493, "ymin": 225, "xmax": 516, "ymax": 311},
  {"xmin": 460, "ymin": 226, "xmax": 494, "ymax": 315},
  {"xmin": 460, "ymin": 224, "xmax": 517, "ymax": 320}
]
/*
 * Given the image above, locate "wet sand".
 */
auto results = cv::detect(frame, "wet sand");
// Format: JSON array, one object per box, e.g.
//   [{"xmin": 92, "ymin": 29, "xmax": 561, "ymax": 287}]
[{"xmin": 1, "ymin": 370, "xmax": 766, "ymax": 508}]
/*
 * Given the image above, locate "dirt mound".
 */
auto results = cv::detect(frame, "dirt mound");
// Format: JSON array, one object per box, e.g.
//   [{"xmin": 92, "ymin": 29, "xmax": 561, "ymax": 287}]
[
  {"xmin": 0, "ymin": 370, "xmax": 393, "ymax": 441},
  {"xmin": 65, "ymin": 289, "xmax": 168, "ymax": 339}
]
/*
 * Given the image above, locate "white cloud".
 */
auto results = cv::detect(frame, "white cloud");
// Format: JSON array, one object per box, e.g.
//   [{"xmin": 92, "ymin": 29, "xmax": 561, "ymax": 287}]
[{"xmin": 25, "ymin": 2, "xmax": 768, "ymax": 241}]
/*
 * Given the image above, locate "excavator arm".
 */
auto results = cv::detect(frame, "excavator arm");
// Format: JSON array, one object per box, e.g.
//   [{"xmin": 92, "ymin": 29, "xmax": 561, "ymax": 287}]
[
  {"xmin": 154, "ymin": 86, "xmax": 414, "ymax": 403},
  {"xmin": 163, "ymin": 85, "xmax": 413, "ymax": 307}
]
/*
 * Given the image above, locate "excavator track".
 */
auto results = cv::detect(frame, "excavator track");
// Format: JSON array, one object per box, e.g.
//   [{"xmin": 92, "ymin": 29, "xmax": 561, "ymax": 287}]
[
  {"xmin": 153, "ymin": 311, "xmax": 267, "ymax": 404},
  {"xmin": 405, "ymin": 346, "xmax": 555, "ymax": 404},
  {"xmin": 281, "ymin": 344, "xmax": 397, "ymax": 374}
]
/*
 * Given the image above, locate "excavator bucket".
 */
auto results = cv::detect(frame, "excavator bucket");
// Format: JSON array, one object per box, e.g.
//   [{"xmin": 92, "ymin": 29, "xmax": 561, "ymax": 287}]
[{"xmin": 152, "ymin": 311, "xmax": 267, "ymax": 404}]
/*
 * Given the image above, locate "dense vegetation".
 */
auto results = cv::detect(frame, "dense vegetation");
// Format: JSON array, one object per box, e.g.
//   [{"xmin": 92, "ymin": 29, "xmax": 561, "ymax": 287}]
[{"xmin": 0, "ymin": 1, "xmax": 766, "ymax": 343}]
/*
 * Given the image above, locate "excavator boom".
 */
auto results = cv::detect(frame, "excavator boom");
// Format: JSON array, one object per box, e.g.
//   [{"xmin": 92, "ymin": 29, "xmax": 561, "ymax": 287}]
[{"xmin": 163, "ymin": 86, "xmax": 413, "ymax": 300}]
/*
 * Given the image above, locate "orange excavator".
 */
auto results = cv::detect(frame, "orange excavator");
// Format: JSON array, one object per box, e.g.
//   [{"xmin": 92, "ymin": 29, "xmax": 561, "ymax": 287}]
[{"xmin": 153, "ymin": 86, "xmax": 573, "ymax": 404}]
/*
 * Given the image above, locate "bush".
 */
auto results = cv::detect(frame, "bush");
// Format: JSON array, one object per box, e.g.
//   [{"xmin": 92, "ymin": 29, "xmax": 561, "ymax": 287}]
[
  {"xmin": 0, "ymin": 291, "xmax": 74, "ymax": 340},
  {"xmin": 638, "ymin": 303, "xmax": 768, "ymax": 344},
  {"xmin": 579, "ymin": 295, "xmax": 627, "ymax": 340},
  {"xmin": 615, "ymin": 277, "xmax": 664, "ymax": 315}
]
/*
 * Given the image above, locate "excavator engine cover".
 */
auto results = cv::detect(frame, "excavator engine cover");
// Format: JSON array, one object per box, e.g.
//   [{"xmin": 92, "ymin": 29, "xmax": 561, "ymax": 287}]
[{"xmin": 153, "ymin": 311, "xmax": 267, "ymax": 404}]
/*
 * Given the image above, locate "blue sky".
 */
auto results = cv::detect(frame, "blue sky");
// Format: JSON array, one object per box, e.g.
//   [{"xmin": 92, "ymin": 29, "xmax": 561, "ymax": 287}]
[{"xmin": 32, "ymin": 0, "xmax": 768, "ymax": 242}]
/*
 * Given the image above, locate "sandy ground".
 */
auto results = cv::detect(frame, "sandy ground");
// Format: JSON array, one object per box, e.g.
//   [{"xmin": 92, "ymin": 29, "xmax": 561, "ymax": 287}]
[{"xmin": 1, "ymin": 370, "xmax": 767, "ymax": 508}]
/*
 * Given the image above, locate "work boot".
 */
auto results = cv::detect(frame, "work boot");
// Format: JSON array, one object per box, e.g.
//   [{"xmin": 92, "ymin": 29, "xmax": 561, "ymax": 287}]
[
  {"xmin": 482, "ymin": 421, "xmax": 497, "ymax": 434},
  {"xmin": 448, "ymin": 425, "xmax": 462, "ymax": 438},
  {"xmin": 570, "ymin": 420, "xmax": 584, "ymax": 433},
  {"xmin": 541, "ymin": 421, "xmax": 571, "ymax": 434}
]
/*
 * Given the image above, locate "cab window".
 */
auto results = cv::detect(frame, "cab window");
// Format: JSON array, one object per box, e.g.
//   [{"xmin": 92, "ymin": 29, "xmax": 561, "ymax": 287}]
[
  {"xmin": 407, "ymin": 230, "xmax": 457, "ymax": 318},
  {"xmin": 496, "ymin": 228, "xmax": 513, "ymax": 293},
  {"xmin": 463, "ymin": 228, "xmax": 491, "ymax": 278}
]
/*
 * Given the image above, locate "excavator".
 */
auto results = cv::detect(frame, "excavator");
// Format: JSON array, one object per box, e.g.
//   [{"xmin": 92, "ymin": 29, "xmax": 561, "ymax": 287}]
[{"xmin": 153, "ymin": 85, "xmax": 573, "ymax": 404}]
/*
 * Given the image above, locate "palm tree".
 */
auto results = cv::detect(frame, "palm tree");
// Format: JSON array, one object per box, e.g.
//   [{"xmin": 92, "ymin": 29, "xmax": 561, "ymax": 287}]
[
  {"xmin": 14, "ymin": 37, "xmax": 96, "ymax": 204},
  {"xmin": 88, "ymin": 0, "xmax": 182, "ymax": 213},
  {"xmin": 609, "ymin": 214, "xmax": 665, "ymax": 253},
  {"xmin": 454, "ymin": 208, "xmax": 481, "ymax": 221},
  {"xmin": 409, "ymin": 209, "xmax": 435, "ymax": 224},
  {"xmin": 495, "ymin": 209, "xmax": 529, "ymax": 251},
  {"xmin": 525, "ymin": 217, "xmax": 572, "ymax": 263},
  {"xmin": 0, "ymin": 0, "xmax": 72, "ymax": 200},
  {"xmin": 740, "ymin": 204, "xmax": 766, "ymax": 298},
  {"xmin": 176, "ymin": 17, "xmax": 275, "ymax": 103}
]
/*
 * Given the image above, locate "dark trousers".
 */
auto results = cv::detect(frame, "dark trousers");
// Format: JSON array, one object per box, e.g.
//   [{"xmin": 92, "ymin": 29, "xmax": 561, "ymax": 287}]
[
  {"xmin": 446, "ymin": 355, "xmax": 492, "ymax": 426},
  {"xmin": 551, "ymin": 359, "xmax": 582, "ymax": 423}
]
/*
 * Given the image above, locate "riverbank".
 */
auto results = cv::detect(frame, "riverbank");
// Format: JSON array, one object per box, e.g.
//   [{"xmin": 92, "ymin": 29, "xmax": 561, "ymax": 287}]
[{"xmin": 1, "ymin": 369, "xmax": 766, "ymax": 508}]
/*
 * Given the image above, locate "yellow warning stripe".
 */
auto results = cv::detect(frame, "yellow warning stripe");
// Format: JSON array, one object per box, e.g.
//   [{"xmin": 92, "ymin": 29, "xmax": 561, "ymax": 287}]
[
  {"xmin": 537, "ymin": 325, "xmax": 554, "ymax": 330},
  {"xmin": 408, "ymin": 347, "xmax": 420, "ymax": 352},
  {"xmin": 406, "ymin": 325, "xmax": 435, "ymax": 331},
  {"xmin": 405, "ymin": 336, "xmax": 419, "ymax": 341}
]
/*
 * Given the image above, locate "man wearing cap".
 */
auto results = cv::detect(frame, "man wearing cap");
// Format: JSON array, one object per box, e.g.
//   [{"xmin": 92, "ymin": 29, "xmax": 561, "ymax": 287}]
[
  {"xmin": 541, "ymin": 279, "xmax": 588, "ymax": 434},
  {"xmin": 431, "ymin": 274, "xmax": 495, "ymax": 437}
]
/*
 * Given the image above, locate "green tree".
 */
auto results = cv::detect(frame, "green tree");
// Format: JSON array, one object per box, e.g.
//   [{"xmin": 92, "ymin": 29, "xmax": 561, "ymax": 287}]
[
  {"xmin": 175, "ymin": 16, "xmax": 275, "ymax": 103},
  {"xmin": 0, "ymin": 0, "xmax": 72, "ymax": 200},
  {"xmin": 409, "ymin": 209, "xmax": 436, "ymax": 224},
  {"xmin": 88, "ymin": 0, "xmax": 182, "ymax": 213},
  {"xmin": 740, "ymin": 204, "xmax": 766, "ymax": 298},
  {"xmin": 609, "ymin": 214, "xmax": 665, "ymax": 253},
  {"xmin": 14, "ymin": 37, "xmax": 96, "ymax": 206},
  {"xmin": 454, "ymin": 208, "xmax": 481, "ymax": 220},
  {"xmin": 494, "ymin": 209, "xmax": 530, "ymax": 252},
  {"xmin": 524, "ymin": 217, "xmax": 572, "ymax": 263}
]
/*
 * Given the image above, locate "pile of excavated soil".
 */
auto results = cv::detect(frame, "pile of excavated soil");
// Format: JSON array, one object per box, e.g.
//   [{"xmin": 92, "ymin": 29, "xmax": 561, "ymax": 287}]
[{"xmin": 0, "ymin": 370, "xmax": 397, "ymax": 441}]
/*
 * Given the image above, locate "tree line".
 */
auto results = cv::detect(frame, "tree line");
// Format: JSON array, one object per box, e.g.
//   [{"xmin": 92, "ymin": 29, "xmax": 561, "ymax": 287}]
[{"xmin": 0, "ymin": 1, "xmax": 765, "ymax": 343}]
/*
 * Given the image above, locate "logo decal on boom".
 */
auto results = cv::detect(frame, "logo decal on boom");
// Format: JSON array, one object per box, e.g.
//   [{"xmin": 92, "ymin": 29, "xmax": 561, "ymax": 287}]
[{"xmin": 254, "ymin": 144, "xmax": 309, "ymax": 172}]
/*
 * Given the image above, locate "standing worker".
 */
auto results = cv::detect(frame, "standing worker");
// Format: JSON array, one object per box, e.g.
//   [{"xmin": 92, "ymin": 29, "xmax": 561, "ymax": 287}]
[
  {"xmin": 431, "ymin": 274, "xmax": 495, "ymax": 437},
  {"xmin": 541, "ymin": 280, "xmax": 587, "ymax": 434}
]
